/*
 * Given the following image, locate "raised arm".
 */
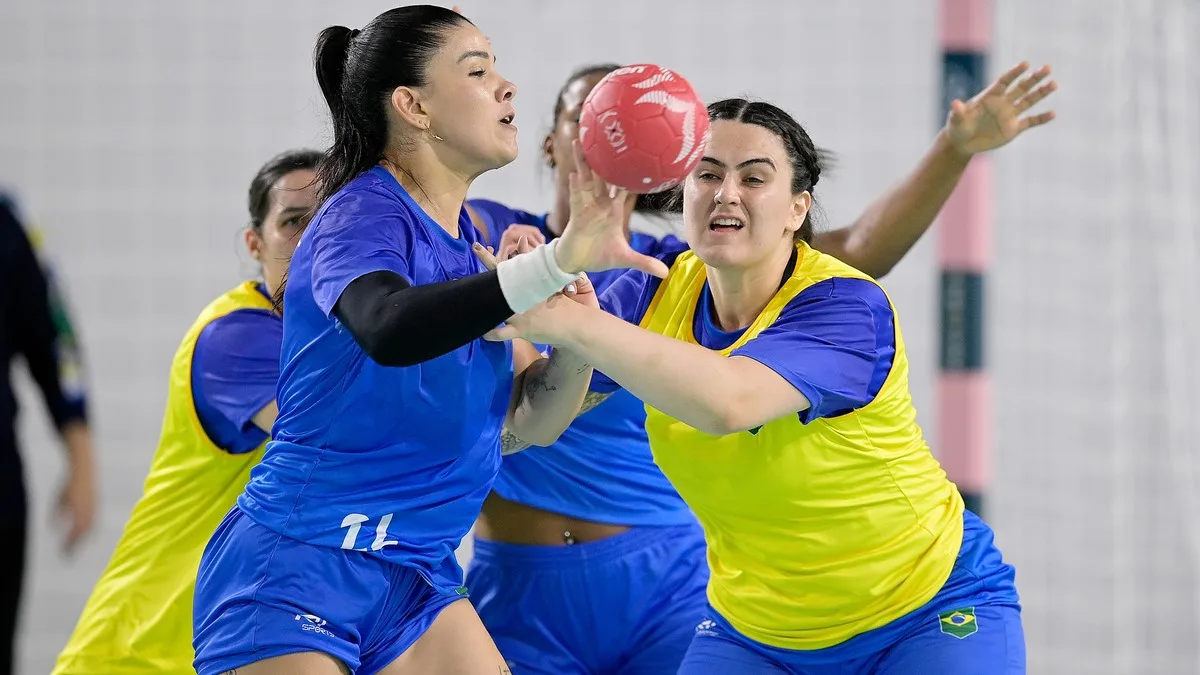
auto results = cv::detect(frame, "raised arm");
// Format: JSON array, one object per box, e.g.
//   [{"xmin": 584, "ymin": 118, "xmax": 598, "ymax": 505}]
[{"xmin": 812, "ymin": 61, "xmax": 1057, "ymax": 278}]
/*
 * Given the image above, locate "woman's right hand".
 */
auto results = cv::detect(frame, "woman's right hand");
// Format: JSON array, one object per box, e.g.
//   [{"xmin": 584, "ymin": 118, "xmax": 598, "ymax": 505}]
[
  {"xmin": 553, "ymin": 140, "xmax": 669, "ymax": 279},
  {"xmin": 482, "ymin": 291, "xmax": 588, "ymax": 346}
]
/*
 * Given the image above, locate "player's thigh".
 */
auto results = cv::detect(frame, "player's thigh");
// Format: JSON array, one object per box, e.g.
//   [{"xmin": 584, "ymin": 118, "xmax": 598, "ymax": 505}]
[
  {"xmin": 377, "ymin": 598, "xmax": 509, "ymax": 675},
  {"xmin": 193, "ymin": 508, "xmax": 385, "ymax": 675},
  {"xmin": 874, "ymin": 605, "xmax": 1025, "ymax": 675},
  {"xmin": 216, "ymin": 651, "xmax": 350, "ymax": 675}
]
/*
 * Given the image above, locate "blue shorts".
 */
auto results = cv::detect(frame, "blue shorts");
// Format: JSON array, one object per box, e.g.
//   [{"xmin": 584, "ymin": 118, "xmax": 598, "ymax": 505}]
[
  {"xmin": 679, "ymin": 510, "xmax": 1025, "ymax": 674},
  {"xmin": 192, "ymin": 507, "xmax": 465, "ymax": 675},
  {"xmin": 467, "ymin": 522, "xmax": 709, "ymax": 674}
]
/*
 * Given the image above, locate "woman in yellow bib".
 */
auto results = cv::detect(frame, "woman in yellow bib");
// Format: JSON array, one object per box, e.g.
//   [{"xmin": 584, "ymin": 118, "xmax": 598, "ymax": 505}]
[
  {"xmin": 487, "ymin": 102, "xmax": 1024, "ymax": 674},
  {"xmin": 51, "ymin": 149, "xmax": 320, "ymax": 675}
]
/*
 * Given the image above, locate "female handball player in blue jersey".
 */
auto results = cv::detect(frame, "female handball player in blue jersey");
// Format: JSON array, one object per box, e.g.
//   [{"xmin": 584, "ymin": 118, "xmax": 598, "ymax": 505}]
[
  {"xmin": 486, "ymin": 97, "xmax": 1050, "ymax": 674},
  {"xmin": 190, "ymin": 7, "xmax": 667, "ymax": 675},
  {"xmin": 465, "ymin": 62, "xmax": 1056, "ymax": 674},
  {"xmin": 51, "ymin": 150, "xmax": 320, "ymax": 675}
]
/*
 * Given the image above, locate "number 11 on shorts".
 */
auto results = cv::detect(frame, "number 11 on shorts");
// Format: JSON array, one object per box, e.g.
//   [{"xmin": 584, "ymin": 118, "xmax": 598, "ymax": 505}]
[{"xmin": 339, "ymin": 513, "xmax": 399, "ymax": 552}]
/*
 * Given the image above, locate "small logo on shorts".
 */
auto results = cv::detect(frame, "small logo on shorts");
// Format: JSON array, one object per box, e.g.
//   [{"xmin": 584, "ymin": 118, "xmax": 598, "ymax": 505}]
[
  {"xmin": 455, "ymin": 585, "xmax": 469, "ymax": 596},
  {"xmin": 938, "ymin": 607, "xmax": 978, "ymax": 639},
  {"xmin": 695, "ymin": 619, "xmax": 718, "ymax": 636},
  {"xmin": 295, "ymin": 613, "xmax": 336, "ymax": 639}
]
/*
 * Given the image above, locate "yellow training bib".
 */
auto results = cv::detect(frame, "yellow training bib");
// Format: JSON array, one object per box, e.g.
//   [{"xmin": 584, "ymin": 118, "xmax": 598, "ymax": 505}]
[
  {"xmin": 640, "ymin": 244, "xmax": 964, "ymax": 650},
  {"xmin": 52, "ymin": 281, "xmax": 272, "ymax": 675}
]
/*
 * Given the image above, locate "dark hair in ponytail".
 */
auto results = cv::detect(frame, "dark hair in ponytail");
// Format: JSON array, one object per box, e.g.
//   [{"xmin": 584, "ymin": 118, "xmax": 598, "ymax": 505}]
[
  {"xmin": 641, "ymin": 99, "xmax": 829, "ymax": 242},
  {"xmin": 314, "ymin": 6, "xmax": 470, "ymax": 203},
  {"xmin": 274, "ymin": 7, "xmax": 469, "ymax": 312}
]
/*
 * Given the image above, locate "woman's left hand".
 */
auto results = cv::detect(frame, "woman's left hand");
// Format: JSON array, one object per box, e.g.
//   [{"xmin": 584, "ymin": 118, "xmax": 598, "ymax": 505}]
[{"xmin": 944, "ymin": 61, "xmax": 1058, "ymax": 157}]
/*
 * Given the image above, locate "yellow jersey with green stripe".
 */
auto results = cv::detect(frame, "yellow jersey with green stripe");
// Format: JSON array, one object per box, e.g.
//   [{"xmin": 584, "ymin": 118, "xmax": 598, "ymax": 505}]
[
  {"xmin": 52, "ymin": 281, "xmax": 273, "ymax": 675},
  {"xmin": 594, "ymin": 242, "xmax": 964, "ymax": 650}
]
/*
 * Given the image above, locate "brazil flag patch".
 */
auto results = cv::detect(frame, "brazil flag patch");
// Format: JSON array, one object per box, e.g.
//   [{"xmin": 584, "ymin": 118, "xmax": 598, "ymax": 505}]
[{"xmin": 938, "ymin": 607, "xmax": 978, "ymax": 638}]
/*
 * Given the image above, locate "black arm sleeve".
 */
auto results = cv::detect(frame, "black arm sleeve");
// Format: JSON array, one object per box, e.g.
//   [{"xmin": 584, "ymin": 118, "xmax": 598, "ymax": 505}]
[
  {"xmin": 1, "ymin": 202, "xmax": 84, "ymax": 429},
  {"xmin": 332, "ymin": 270, "xmax": 516, "ymax": 367}
]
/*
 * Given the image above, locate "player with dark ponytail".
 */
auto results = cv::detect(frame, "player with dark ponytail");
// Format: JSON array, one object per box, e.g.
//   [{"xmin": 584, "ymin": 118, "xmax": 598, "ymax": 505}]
[{"xmin": 191, "ymin": 6, "xmax": 663, "ymax": 675}]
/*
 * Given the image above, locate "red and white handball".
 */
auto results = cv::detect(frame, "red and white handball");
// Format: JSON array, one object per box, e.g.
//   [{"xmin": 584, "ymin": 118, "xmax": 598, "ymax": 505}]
[{"xmin": 578, "ymin": 64, "xmax": 709, "ymax": 194}]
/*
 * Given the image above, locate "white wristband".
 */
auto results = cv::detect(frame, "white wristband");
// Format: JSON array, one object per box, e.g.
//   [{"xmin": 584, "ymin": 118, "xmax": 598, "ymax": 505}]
[{"xmin": 495, "ymin": 239, "xmax": 582, "ymax": 314}]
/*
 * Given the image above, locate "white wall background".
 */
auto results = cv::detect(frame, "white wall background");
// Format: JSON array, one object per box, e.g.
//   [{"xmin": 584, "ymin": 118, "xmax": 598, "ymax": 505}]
[{"xmin": 0, "ymin": 0, "xmax": 1196, "ymax": 673}]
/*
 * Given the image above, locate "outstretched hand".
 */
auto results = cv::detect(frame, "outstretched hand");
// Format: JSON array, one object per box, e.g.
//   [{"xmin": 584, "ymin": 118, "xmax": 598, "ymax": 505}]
[
  {"xmin": 552, "ymin": 140, "xmax": 669, "ymax": 279},
  {"xmin": 944, "ymin": 61, "xmax": 1058, "ymax": 156}
]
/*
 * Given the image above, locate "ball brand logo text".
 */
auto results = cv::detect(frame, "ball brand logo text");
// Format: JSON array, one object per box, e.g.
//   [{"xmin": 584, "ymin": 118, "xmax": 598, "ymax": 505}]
[{"xmin": 598, "ymin": 111, "xmax": 629, "ymax": 155}]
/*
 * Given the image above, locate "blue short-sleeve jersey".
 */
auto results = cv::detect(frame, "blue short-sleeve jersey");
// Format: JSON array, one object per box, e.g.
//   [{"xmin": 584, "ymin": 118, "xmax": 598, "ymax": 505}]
[{"xmin": 238, "ymin": 168, "xmax": 513, "ymax": 590}]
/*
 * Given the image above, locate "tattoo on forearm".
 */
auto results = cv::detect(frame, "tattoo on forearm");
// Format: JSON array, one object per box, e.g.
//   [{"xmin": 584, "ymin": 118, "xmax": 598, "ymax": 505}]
[
  {"xmin": 523, "ymin": 352, "xmax": 589, "ymax": 402},
  {"xmin": 521, "ymin": 366, "xmax": 558, "ymax": 403},
  {"xmin": 503, "ymin": 360, "xmax": 603, "ymax": 456},
  {"xmin": 500, "ymin": 426, "xmax": 532, "ymax": 455},
  {"xmin": 502, "ymin": 392, "xmax": 609, "ymax": 456},
  {"xmin": 579, "ymin": 391, "xmax": 612, "ymax": 415},
  {"xmin": 581, "ymin": 391, "xmax": 608, "ymax": 412}
]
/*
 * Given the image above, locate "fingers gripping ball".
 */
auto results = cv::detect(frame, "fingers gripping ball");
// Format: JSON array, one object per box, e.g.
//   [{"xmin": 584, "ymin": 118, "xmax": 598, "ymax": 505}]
[{"xmin": 579, "ymin": 64, "xmax": 709, "ymax": 194}]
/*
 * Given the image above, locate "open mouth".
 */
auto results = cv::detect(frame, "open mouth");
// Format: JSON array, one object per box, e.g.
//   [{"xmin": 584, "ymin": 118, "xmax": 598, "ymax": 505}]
[
  {"xmin": 499, "ymin": 112, "xmax": 516, "ymax": 127},
  {"xmin": 709, "ymin": 217, "xmax": 745, "ymax": 232}
]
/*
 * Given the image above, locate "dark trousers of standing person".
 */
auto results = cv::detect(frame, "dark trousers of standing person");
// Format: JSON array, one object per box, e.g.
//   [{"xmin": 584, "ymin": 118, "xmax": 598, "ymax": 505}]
[
  {"xmin": 0, "ymin": 429, "xmax": 28, "ymax": 675},
  {"xmin": 0, "ymin": 517, "xmax": 25, "ymax": 675}
]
